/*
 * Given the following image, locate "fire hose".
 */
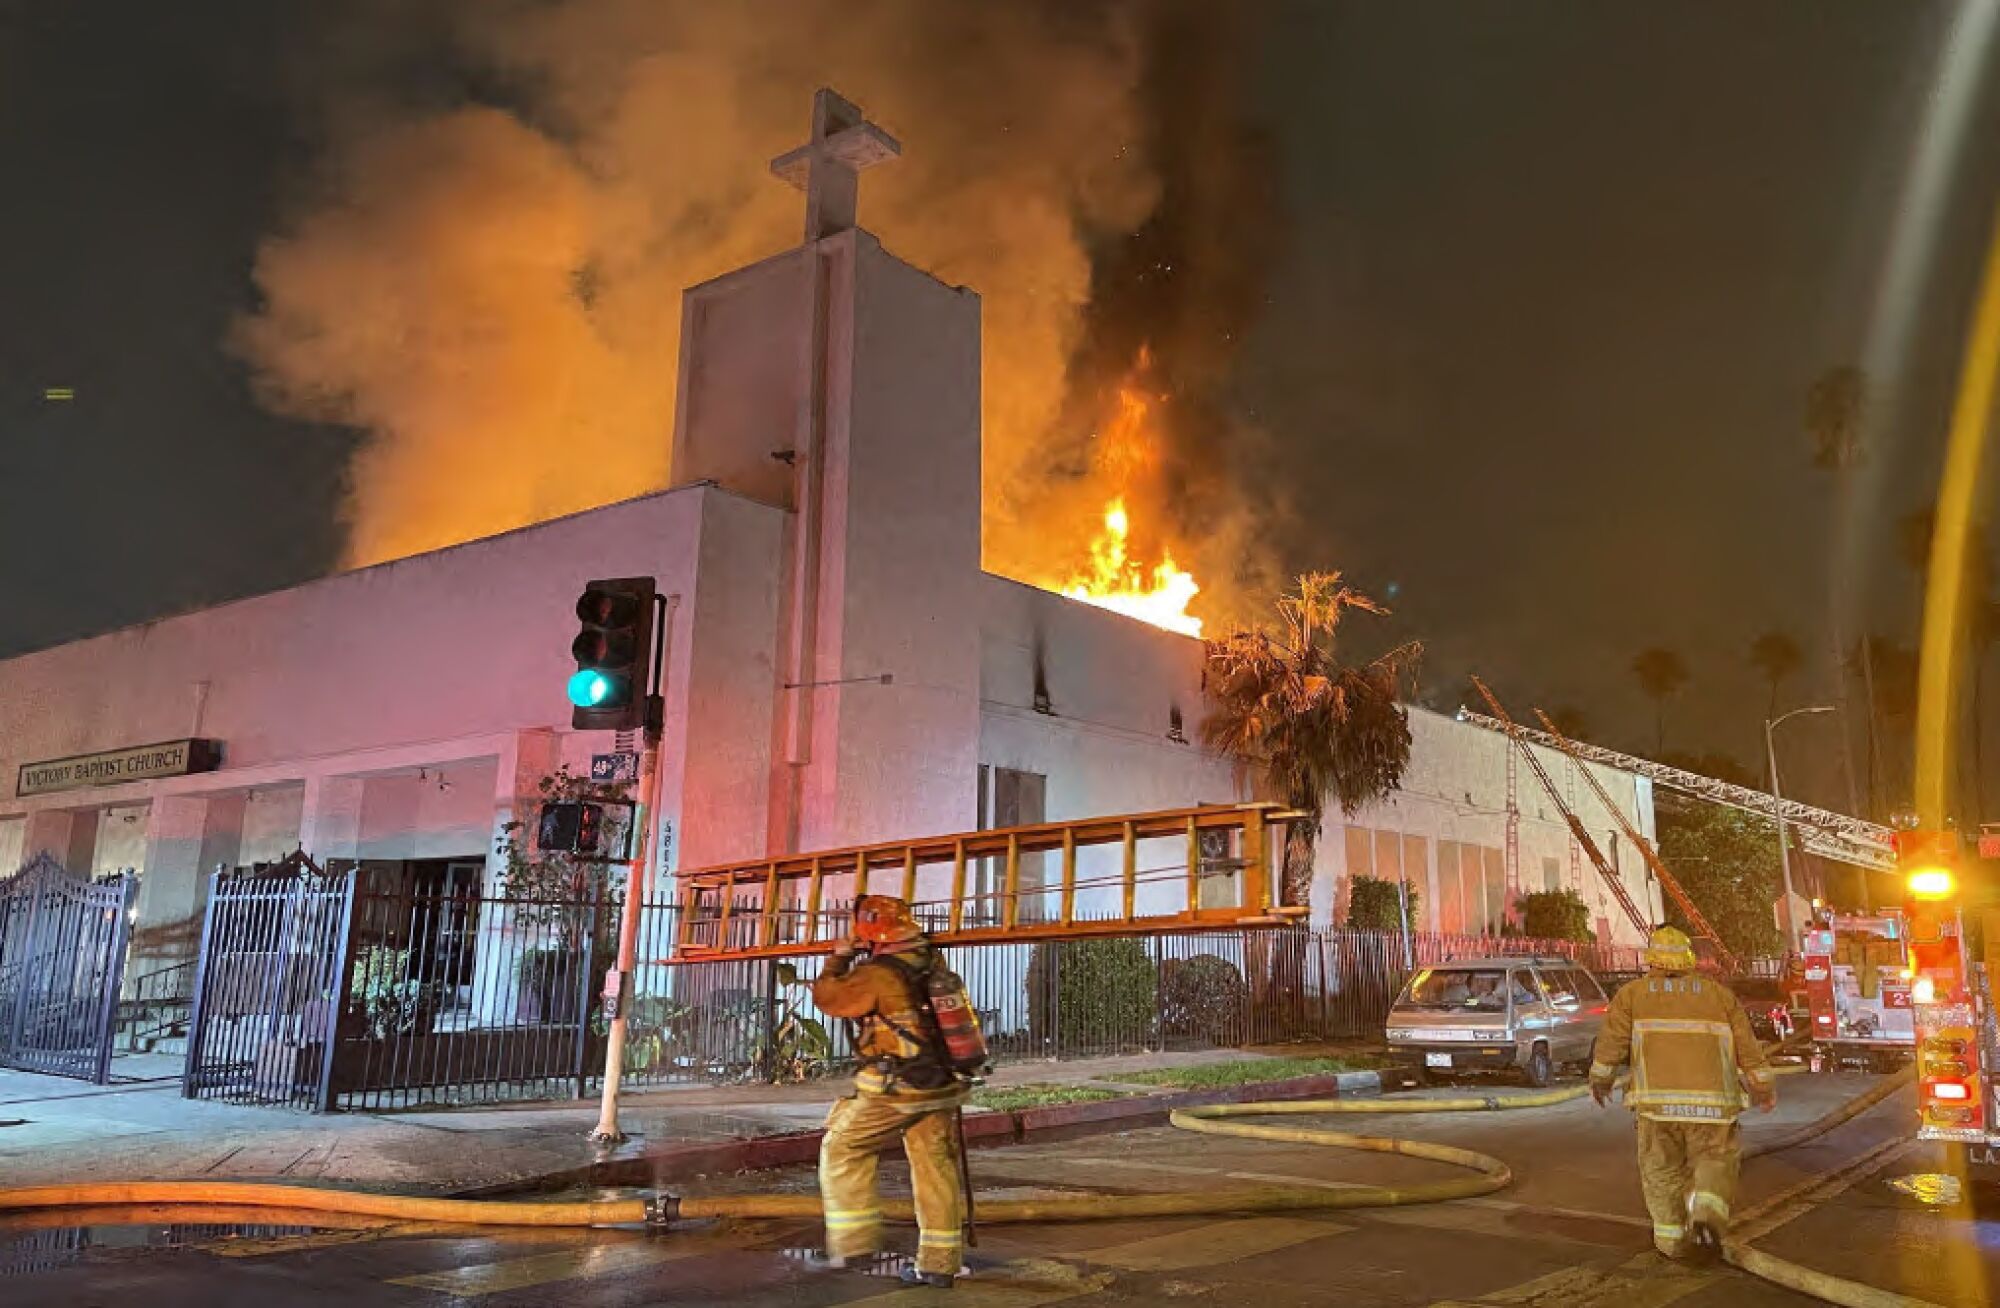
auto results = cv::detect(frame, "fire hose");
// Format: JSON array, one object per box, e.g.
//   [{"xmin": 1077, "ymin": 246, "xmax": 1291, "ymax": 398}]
[
  {"xmin": 0, "ymin": 1073, "xmax": 1939, "ymax": 1307},
  {"xmin": 0, "ymin": 1088, "xmax": 1555, "ymax": 1229}
]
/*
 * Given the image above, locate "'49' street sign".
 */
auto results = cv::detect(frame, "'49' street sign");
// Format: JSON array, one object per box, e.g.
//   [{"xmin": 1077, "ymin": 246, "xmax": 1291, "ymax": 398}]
[{"xmin": 590, "ymin": 752, "xmax": 639, "ymax": 784}]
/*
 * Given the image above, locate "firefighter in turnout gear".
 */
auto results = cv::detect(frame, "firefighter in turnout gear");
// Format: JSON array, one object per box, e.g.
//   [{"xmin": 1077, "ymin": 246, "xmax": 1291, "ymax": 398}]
[
  {"xmin": 1590, "ymin": 926, "xmax": 1777, "ymax": 1264},
  {"xmin": 807, "ymin": 895, "xmax": 971, "ymax": 1289}
]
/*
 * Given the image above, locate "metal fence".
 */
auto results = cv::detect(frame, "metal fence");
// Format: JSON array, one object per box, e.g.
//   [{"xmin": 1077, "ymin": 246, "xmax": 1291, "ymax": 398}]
[
  {"xmin": 177, "ymin": 860, "xmax": 1643, "ymax": 1112},
  {"xmin": 182, "ymin": 855, "xmax": 355, "ymax": 1110},
  {"xmin": 0, "ymin": 853, "xmax": 136, "ymax": 1083},
  {"xmin": 297, "ymin": 879, "xmax": 1640, "ymax": 1110}
]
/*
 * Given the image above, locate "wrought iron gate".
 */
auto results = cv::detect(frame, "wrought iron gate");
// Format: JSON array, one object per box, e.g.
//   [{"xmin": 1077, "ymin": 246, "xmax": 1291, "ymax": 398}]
[
  {"xmin": 0, "ymin": 854, "xmax": 137, "ymax": 1083},
  {"xmin": 182, "ymin": 853, "xmax": 356, "ymax": 1110}
]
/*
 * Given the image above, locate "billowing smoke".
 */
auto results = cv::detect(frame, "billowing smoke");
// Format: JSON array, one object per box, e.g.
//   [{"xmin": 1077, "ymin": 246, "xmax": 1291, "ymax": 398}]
[
  {"xmin": 237, "ymin": 0, "xmax": 1278, "ymax": 618},
  {"xmin": 1031, "ymin": 0, "xmax": 1286, "ymax": 628}
]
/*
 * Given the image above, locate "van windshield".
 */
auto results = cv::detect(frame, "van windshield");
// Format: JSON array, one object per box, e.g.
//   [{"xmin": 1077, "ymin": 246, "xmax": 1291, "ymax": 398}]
[{"xmin": 1401, "ymin": 968, "xmax": 1509, "ymax": 1012}]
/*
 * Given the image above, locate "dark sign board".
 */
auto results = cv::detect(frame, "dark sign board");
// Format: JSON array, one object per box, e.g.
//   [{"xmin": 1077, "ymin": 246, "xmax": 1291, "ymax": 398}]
[{"xmin": 17, "ymin": 739, "xmax": 222, "ymax": 798}]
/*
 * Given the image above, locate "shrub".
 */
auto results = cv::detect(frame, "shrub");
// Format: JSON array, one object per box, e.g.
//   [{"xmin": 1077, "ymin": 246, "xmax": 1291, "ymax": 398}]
[
  {"xmin": 516, "ymin": 947, "xmax": 585, "ymax": 1023},
  {"xmin": 349, "ymin": 945, "xmax": 439, "ymax": 1039},
  {"xmin": 1517, "ymin": 888, "xmax": 1594, "ymax": 943},
  {"xmin": 1027, "ymin": 937, "xmax": 1157, "ymax": 1050},
  {"xmin": 1158, "ymin": 954, "xmax": 1248, "ymax": 1043},
  {"xmin": 1347, "ymin": 874, "xmax": 1419, "ymax": 931}
]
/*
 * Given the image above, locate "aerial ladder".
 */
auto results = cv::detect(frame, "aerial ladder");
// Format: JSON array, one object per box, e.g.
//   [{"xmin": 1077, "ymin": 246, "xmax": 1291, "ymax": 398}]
[
  {"xmin": 667, "ymin": 802, "xmax": 1311, "ymax": 961},
  {"xmin": 1529, "ymin": 708, "xmax": 1739, "ymax": 972},
  {"xmin": 1470, "ymin": 677, "xmax": 1652, "ymax": 942},
  {"xmin": 1452, "ymin": 707, "xmax": 1893, "ymax": 872}
]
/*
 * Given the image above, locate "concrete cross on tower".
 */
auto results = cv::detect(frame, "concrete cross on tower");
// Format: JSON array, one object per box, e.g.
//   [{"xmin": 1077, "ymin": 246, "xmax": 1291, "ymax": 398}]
[{"xmin": 770, "ymin": 88, "xmax": 901, "ymax": 242}]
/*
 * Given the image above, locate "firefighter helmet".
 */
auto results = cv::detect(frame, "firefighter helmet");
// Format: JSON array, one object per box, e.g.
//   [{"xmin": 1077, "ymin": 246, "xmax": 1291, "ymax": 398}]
[
  {"xmin": 1645, "ymin": 925, "xmax": 1697, "ymax": 972},
  {"xmin": 852, "ymin": 894, "xmax": 922, "ymax": 944}
]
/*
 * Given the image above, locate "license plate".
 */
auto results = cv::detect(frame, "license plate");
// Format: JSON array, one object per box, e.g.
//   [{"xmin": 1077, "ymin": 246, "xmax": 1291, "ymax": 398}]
[{"xmin": 1426, "ymin": 1052, "xmax": 1452, "ymax": 1068}]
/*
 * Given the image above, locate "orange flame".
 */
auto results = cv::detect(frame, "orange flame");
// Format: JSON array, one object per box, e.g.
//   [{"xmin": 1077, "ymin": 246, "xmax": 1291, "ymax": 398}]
[
  {"xmin": 1057, "ymin": 359, "xmax": 1204, "ymax": 637},
  {"xmin": 1062, "ymin": 497, "xmax": 1203, "ymax": 636}
]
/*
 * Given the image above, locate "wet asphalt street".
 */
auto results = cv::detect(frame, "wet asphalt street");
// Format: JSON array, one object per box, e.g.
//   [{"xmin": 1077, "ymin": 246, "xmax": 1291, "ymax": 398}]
[{"xmin": 2, "ymin": 1072, "xmax": 1995, "ymax": 1307}]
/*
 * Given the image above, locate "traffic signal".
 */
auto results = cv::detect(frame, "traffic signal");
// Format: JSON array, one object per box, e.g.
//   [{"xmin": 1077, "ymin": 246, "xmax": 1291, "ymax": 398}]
[{"xmin": 567, "ymin": 577, "xmax": 657, "ymax": 731}]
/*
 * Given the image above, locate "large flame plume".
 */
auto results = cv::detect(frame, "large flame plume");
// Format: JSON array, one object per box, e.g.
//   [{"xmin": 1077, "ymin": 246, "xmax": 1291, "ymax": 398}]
[
  {"xmin": 1064, "ymin": 498, "xmax": 1203, "ymax": 637},
  {"xmin": 1059, "ymin": 354, "xmax": 1205, "ymax": 636},
  {"xmin": 233, "ymin": 1, "xmax": 1279, "ymax": 627}
]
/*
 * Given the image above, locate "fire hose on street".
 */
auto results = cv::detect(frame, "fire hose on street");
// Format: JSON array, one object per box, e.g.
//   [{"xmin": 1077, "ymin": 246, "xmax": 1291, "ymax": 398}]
[{"xmin": 0, "ymin": 1070, "xmax": 1940, "ymax": 1307}]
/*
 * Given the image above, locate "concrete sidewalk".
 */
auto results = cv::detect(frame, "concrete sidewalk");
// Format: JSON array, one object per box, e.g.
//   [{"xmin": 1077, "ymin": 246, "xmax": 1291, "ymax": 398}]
[{"xmin": 0, "ymin": 1045, "xmax": 1388, "ymax": 1195}]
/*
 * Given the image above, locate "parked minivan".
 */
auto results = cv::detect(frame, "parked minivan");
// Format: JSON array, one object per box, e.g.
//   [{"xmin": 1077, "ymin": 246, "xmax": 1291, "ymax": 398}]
[{"xmin": 1384, "ymin": 957, "xmax": 1610, "ymax": 1087}]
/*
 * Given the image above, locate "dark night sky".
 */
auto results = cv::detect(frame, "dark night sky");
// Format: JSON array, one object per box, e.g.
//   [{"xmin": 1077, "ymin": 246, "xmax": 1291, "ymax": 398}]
[{"xmin": 5, "ymin": 2, "xmax": 1999, "ymax": 809}]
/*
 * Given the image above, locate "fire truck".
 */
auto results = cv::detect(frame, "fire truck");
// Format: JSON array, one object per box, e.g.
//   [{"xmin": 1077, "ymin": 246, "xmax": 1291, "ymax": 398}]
[
  {"xmin": 1801, "ymin": 911, "xmax": 1916, "ymax": 1068},
  {"xmin": 1899, "ymin": 830, "xmax": 2000, "ymax": 1182}
]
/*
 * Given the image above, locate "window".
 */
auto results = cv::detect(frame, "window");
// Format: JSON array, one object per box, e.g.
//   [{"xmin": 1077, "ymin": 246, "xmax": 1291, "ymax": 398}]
[
  {"xmin": 1482, "ymin": 847, "xmax": 1506, "ymax": 933},
  {"xmin": 1571, "ymin": 970, "xmax": 1607, "ymax": 1002},
  {"xmin": 1460, "ymin": 844, "xmax": 1484, "ymax": 933},
  {"xmin": 1373, "ymin": 830, "xmax": 1403, "ymax": 884},
  {"xmin": 1401, "ymin": 968, "xmax": 1509, "ymax": 1012},
  {"xmin": 1401, "ymin": 834, "xmax": 1429, "ymax": 928},
  {"xmin": 1542, "ymin": 857, "xmax": 1561, "ymax": 893},
  {"xmin": 976, "ymin": 766, "xmax": 1046, "ymax": 923},
  {"xmin": 1539, "ymin": 969, "xmax": 1580, "ymax": 1006},
  {"xmin": 1344, "ymin": 826, "xmax": 1374, "ymax": 880},
  {"xmin": 1509, "ymin": 972, "xmax": 1540, "ymax": 1006},
  {"xmin": 1435, "ymin": 840, "xmax": 1461, "ymax": 932}
]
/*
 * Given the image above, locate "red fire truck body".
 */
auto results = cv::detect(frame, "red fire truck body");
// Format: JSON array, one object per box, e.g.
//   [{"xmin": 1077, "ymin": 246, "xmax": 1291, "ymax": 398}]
[
  {"xmin": 1902, "ymin": 859, "xmax": 2000, "ymax": 1182},
  {"xmin": 1802, "ymin": 914, "xmax": 1915, "ymax": 1065}
]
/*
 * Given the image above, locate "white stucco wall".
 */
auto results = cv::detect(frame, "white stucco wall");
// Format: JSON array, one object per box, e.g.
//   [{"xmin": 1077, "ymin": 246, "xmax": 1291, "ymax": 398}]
[
  {"xmin": 976, "ymin": 574, "xmax": 1241, "ymax": 918},
  {"xmin": 1330, "ymin": 709, "xmax": 1659, "ymax": 945},
  {"xmin": 0, "ymin": 486, "xmax": 738, "ymax": 794},
  {"xmin": 0, "ymin": 483, "xmax": 788, "ymax": 941},
  {"xmin": 969, "ymin": 577, "xmax": 1658, "ymax": 947}
]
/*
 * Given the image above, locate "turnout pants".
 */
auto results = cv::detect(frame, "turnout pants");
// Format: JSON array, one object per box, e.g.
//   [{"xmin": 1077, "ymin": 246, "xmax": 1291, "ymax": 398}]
[
  {"xmin": 1635, "ymin": 1117, "xmax": 1740, "ymax": 1257},
  {"xmin": 818, "ymin": 1093, "xmax": 966, "ymax": 1277}
]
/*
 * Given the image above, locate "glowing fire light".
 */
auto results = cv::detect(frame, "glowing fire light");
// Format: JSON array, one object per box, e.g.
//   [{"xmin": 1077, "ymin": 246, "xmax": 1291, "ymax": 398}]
[{"xmin": 1063, "ymin": 497, "xmax": 1203, "ymax": 637}]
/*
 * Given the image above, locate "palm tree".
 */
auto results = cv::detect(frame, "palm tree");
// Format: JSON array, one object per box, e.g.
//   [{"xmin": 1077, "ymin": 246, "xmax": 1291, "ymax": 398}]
[
  {"xmin": 1748, "ymin": 630, "xmax": 1803, "ymax": 720},
  {"xmin": 1631, "ymin": 647, "xmax": 1689, "ymax": 756},
  {"xmin": 1806, "ymin": 365, "xmax": 1865, "ymax": 471},
  {"xmin": 1203, "ymin": 573, "xmax": 1419, "ymax": 906},
  {"xmin": 1805, "ymin": 365, "xmax": 1868, "ymax": 816},
  {"xmin": 1546, "ymin": 704, "xmax": 1592, "ymax": 739}
]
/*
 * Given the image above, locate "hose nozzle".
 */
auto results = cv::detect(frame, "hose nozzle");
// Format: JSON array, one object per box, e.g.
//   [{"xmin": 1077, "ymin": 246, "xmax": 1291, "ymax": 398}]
[{"xmin": 644, "ymin": 1194, "xmax": 683, "ymax": 1227}]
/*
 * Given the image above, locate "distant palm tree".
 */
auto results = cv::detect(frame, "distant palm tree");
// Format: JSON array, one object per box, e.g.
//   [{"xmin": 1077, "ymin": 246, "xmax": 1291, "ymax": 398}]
[
  {"xmin": 1748, "ymin": 631, "xmax": 1803, "ymax": 720},
  {"xmin": 1204, "ymin": 573, "xmax": 1420, "ymax": 906},
  {"xmin": 1546, "ymin": 704, "xmax": 1592, "ymax": 739},
  {"xmin": 1805, "ymin": 364, "xmax": 1868, "ymax": 815},
  {"xmin": 1631, "ymin": 647, "xmax": 1689, "ymax": 755},
  {"xmin": 1806, "ymin": 365, "xmax": 1865, "ymax": 471}
]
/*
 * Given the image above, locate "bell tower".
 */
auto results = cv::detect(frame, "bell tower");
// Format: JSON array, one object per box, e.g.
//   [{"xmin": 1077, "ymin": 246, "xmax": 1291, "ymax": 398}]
[{"xmin": 669, "ymin": 90, "xmax": 983, "ymax": 855}]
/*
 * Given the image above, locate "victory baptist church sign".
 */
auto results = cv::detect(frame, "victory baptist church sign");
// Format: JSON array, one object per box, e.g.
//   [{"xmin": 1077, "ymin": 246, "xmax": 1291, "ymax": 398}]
[{"xmin": 16, "ymin": 739, "xmax": 221, "ymax": 798}]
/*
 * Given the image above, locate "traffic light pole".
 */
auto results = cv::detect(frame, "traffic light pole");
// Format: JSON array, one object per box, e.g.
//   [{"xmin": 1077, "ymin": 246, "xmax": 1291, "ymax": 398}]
[{"xmin": 590, "ymin": 592, "xmax": 678, "ymax": 1145}]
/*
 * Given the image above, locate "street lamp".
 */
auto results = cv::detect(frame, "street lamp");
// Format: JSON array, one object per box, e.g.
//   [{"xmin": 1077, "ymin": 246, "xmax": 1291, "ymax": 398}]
[{"xmin": 1766, "ymin": 704, "xmax": 1836, "ymax": 949}]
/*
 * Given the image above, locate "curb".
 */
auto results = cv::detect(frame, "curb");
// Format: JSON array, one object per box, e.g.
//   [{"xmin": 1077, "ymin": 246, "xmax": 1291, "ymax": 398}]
[{"xmin": 459, "ymin": 1067, "xmax": 1392, "ymax": 1198}]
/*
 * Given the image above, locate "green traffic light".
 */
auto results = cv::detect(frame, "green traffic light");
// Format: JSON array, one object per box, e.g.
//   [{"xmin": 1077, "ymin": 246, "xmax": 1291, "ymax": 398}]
[{"xmin": 567, "ymin": 669, "xmax": 614, "ymax": 708}]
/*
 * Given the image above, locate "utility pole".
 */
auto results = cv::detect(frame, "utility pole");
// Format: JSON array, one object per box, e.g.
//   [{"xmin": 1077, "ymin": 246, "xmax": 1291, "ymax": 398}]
[{"xmin": 590, "ymin": 592, "xmax": 679, "ymax": 1145}]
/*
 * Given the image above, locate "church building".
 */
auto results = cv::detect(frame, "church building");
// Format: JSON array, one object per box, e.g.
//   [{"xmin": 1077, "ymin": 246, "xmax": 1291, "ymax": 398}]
[{"xmin": 0, "ymin": 92, "xmax": 1661, "ymax": 978}]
